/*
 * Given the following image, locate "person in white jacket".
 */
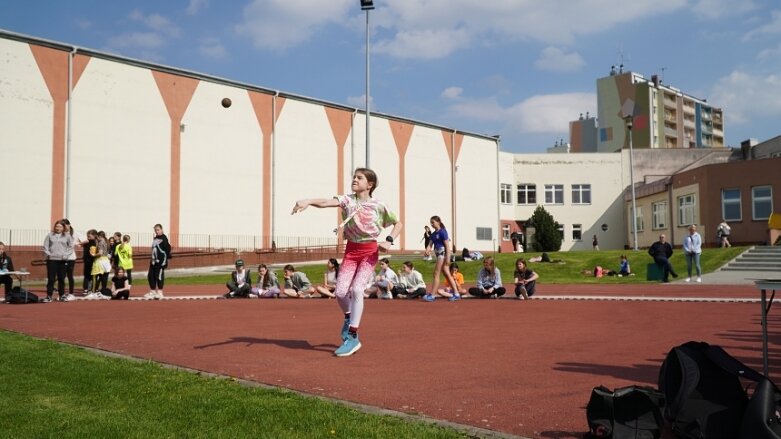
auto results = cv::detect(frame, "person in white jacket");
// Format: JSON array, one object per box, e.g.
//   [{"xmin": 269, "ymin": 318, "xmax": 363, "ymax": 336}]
[{"xmin": 683, "ymin": 224, "xmax": 703, "ymax": 283}]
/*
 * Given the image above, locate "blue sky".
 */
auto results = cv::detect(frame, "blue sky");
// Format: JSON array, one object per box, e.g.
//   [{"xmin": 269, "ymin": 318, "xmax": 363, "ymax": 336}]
[{"xmin": 2, "ymin": 0, "xmax": 780, "ymax": 153}]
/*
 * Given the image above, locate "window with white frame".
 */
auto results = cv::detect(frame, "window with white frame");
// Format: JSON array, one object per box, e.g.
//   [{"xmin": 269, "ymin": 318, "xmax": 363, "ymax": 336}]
[
  {"xmin": 545, "ymin": 184, "xmax": 564, "ymax": 204},
  {"xmin": 678, "ymin": 194, "xmax": 695, "ymax": 226},
  {"xmin": 502, "ymin": 224, "xmax": 510, "ymax": 241},
  {"xmin": 476, "ymin": 227, "xmax": 492, "ymax": 241},
  {"xmin": 652, "ymin": 201, "xmax": 667, "ymax": 230},
  {"xmin": 517, "ymin": 184, "xmax": 536, "ymax": 205},
  {"xmin": 557, "ymin": 224, "xmax": 564, "ymax": 240},
  {"xmin": 571, "ymin": 184, "xmax": 591, "ymax": 204},
  {"xmin": 721, "ymin": 188, "xmax": 741, "ymax": 222},
  {"xmin": 500, "ymin": 183, "xmax": 512, "ymax": 204},
  {"xmin": 752, "ymin": 186, "xmax": 773, "ymax": 220},
  {"xmin": 572, "ymin": 224, "xmax": 582, "ymax": 241},
  {"xmin": 629, "ymin": 206, "xmax": 644, "ymax": 232}
]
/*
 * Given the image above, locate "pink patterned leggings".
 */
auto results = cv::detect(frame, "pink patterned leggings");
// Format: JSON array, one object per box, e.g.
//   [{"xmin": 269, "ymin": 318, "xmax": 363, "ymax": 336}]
[{"xmin": 335, "ymin": 241, "xmax": 378, "ymax": 328}]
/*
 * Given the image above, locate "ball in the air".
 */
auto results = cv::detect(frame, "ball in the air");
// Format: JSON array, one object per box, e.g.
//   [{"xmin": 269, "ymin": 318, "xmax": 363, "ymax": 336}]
[{"xmin": 221, "ymin": 97, "xmax": 232, "ymax": 108}]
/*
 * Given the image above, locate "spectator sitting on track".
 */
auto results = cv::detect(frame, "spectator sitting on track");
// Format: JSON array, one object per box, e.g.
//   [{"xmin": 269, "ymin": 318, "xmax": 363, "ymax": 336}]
[
  {"xmin": 469, "ymin": 256, "xmax": 506, "ymax": 298},
  {"xmin": 365, "ymin": 258, "xmax": 398, "ymax": 299},
  {"xmin": 513, "ymin": 258, "xmax": 538, "ymax": 300},
  {"xmin": 392, "ymin": 261, "xmax": 427, "ymax": 299},
  {"xmin": 436, "ymin": 263, "xmax": 466, "ymax": 300},
  {"xmin": 251, "ymin": 264, "xmax": 281, "ymax": 298},
  {"xmin": 110, "ymin": 267, "xmax": 131, "ymax": 300},
  {"xmin": 224, "ymin": 259, "xmax": 252, "ymax": 298},
  {"xmin": 282, "ymin": 264, "xmax": 316, "ymax": 298},
  {"xmin": 313, "ymin": 258, "xmax": 338, "ymax": 298}
]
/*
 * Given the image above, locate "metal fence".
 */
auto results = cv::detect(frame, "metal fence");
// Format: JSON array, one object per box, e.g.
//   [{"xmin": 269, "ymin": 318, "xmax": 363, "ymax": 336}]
[{"xmin": 0, "ymin": 229, "xmax": 337, "ymax": 251}]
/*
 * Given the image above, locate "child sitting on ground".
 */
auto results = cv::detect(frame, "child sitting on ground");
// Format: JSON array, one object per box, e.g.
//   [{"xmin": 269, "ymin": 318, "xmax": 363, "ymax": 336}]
[
  {"xmin": 224, "ymin": 259, "xmax": 252, "ymax": 298},
  {"xmin": 110, "ymin": 267, "xmax": 131, "ymax": 300},
  {"xmin": 436, "ymin": 263, "xmax": 466, "ymax": 300},
  {"xmin": 282, "ymin": 264, "xmax": 316, "ymax": 298}
]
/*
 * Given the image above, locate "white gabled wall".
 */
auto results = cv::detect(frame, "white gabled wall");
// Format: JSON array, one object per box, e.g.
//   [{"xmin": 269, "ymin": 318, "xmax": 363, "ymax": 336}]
[
  {"xmin": 456, "ymin": 136, "xmax": 500, "ymax": 252},
  {"xmin": 0, "ymin": 40, "xmax": 53, "ymax": 230},
  {"xmin": 70, "ymin": 58, "xmax": 171, "ymax": 233}
]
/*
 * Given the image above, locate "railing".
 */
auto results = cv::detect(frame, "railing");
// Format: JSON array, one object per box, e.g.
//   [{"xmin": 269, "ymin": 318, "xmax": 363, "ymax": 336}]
[{"xmin": 0, "ymin": 229, "xmax": 337, "ymax": 252}]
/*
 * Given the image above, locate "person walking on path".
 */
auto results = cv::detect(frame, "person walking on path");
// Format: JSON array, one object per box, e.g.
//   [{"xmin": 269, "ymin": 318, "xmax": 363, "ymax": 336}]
[
  {"xmin": 717, "ymin": 220, "xmax": 732, "ymax": 247},
  {"xmin": 648, "ymin": 234, "xmax": 678, "ymax": 283},
  {"xmin": 421, "ymin": 226, "xmax": 433, "ymax": 260},
  {"xmin": 292, "ymin": 168, "xmax": 402, "ymax": 357},
  {"xmin": 145, "ymin": 224, "xmax": 171, "ymax": 300},
  {"xmin": 424, "ymin": 216, "xmax": 461, "ymax": 302},
  {"xmin": 683, "ymin": 225, "xmax": 703, "ymax": 283},
  {"xmin": 592, "ymin": 235, "xmax": 599, "ymax": 251}
]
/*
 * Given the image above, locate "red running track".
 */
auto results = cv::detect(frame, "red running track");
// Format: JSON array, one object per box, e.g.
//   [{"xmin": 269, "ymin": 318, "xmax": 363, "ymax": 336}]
[{"xmin": 1, "ymin": 283, "xmax": 778, "ymax": 438}]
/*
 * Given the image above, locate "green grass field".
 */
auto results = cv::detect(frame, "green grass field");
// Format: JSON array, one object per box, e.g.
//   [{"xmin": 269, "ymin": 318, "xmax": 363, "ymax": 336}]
[
  {"xmin": 0, "ymin": 331, "xmax": 467, "ymax": 438},
  {"xmin": 165, "ymin": 247, "xmax": 747, "ymax": 286}
]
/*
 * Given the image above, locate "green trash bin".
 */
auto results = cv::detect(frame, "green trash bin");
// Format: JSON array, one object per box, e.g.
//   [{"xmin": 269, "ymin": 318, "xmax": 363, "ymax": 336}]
[{"xmin": 646, "ymin": 263, "xmax": 663, "ymax": 281}]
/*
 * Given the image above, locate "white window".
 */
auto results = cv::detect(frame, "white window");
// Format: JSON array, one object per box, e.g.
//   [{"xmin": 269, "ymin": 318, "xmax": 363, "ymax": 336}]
[
  {"xmin": 629, "ymin": 206, "xmax": 644, "ymax": 232},
  {"xmin": 572, "ymin": 224, "xmax": 582, "ymax": 241},
  {"xmin": 544, "ymin": 184, "xmax": 564, "ymax": 204},
  {"xmin": 476, "ymin": 227, "xmax": 492, "ymax": 241},
  {"xmin": 558, "ymin": 224, "xmax": 564, "ymax": 240},
  {"xmin": 752, "ymin": 186, "xmax": 773, "ymax": 220},
  {"xmin": 572, "ymin": 184, "xmax": 591, "ymax": 204},
  {"xmin": 678, "ymin": 194, "xmax": 695, "ymax": 226},
  {"xmin": 652, "ymin": 202, "xmax": 667, "ymax": 230},
  {"xmin": 500, "ymin": 183, "xmax": 512, "ymax": 204},
  {"xmin": 721, "ymin": 189, "xmax": 741, "ymax": 222},
  {"xmin": 502, "ymin": 224, "xmax": 510, "ymax": 241},
  {"xmin": 517, "ymin": 184, "xmax": 536, "ymax": 205}
]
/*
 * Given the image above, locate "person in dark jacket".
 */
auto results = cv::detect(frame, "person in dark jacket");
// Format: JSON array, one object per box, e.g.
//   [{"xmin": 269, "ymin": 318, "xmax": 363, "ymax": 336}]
[
  {"xmin": 648, "ymin": 234, "xmax": 678, "ymax": 283},
  {"xmin": 224, "ymin": 259, "xmax": 252, "ymax": 298},
  {"xmin": 0, "ymin": 241, "xmax": 15, "ymax": 297},
  {"xmin": 145, "ymin": 224, "xmax": 171, "ymax": 300}
]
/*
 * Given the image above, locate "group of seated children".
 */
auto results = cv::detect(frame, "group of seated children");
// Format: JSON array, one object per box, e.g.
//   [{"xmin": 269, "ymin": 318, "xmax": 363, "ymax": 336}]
[
  {"xmin": 222, "ymin": 259, "xmax": 337, "ymax": 299},
  {"xmin": 222, "ymin": 256, "xmax": 541, "ymax": 301}
]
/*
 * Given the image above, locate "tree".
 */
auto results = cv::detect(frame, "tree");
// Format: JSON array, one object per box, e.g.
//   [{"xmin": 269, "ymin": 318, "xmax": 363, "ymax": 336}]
[{"xmin": 528, "ymin": 205, "xmax": 562, "ymax": 252}]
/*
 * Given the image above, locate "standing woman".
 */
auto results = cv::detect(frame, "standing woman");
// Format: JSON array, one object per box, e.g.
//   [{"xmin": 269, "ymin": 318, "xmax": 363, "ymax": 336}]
[
  {"xmin": 424, "ymin": 216, "xmax": 460, "ymax": 302},
  {"xmin": 683, "ymin": 224, "xmax": 703, "ymax": 283},
  {"xmin": 60, "ymin": 219, "xmax": 85, "ymax": 301},
  {"xmin": 43, "ymin": 220, "xmax": 73, "ymax": 302},
  {"xmin": 144, "ymin": 224, "xmax": 171, "ymax": 300},
  {"xmin": 292, "ymin": 168, "xmax": 402, "ymax": 357}
]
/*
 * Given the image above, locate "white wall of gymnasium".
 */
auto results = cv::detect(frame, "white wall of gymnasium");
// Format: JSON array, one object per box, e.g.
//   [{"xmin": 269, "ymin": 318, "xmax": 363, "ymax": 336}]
[{"xmin": 0, "ymin": 31, "xmax": 502, "ymax": 252}]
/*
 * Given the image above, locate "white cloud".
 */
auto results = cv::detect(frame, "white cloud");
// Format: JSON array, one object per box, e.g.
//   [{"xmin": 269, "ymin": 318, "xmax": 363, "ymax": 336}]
[
  {"xmin": 199, "ymin": 38, "xmax": 227, "ymax": 59},
  {"xmin": 710, "ymin": 70, "xmax": 781, "ymax": 124},
  {"xmin": 445, "ymin": 92, "xmax": 596, "ymax": 134},
  {"xmin": 236, "ymin": 0, "xmax": 353, "ymax": 51},
  {"xmin": 108, "ymin": 32, "xmax": 166, "ymax": 50},
  {"xmin": 691, "ymin": 0, "xmax": 757, "ymax": 20},
  {"xmin": 743, "ymin": 9, "xmax": 781, "ymax": 41},
  {"xmin": 441, "ymin": 86, "xmax": 463, "ymax": 100},
  {"xmin": 129, "ymin": 10, "xmax": 180, "ymax": 37},
  {"xmin": 347, "ymin": 94, "xmax": 374, "ymax": 107},
  {"xmin": 373, "ymin": 28, "xmax": 471, "ymax": 59},
  {"xmin": 186, "ymin": 0, "xmax": 208, "ymax": 15},
  {"xmin": 534, "ymin": 47, "xmax": 585, "ymax": 72},
  {"xmin": 757, "ymin": 42, "xmax": 781, "ymax": 61}
]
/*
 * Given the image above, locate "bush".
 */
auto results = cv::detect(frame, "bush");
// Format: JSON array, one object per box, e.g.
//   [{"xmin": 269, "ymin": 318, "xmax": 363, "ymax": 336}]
[{"xmin": 529, "ymin": 206, "xmax": 562, "ymax": 252}]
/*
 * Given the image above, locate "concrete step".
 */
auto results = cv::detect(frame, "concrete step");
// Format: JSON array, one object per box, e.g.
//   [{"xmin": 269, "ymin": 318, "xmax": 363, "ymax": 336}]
[
  {"xmin": 721, "ymin": 266, "xmax": 781, "ymax": 272},
  {"xmin": 749, "ymin": 247, "xmax": 781, "ymax": 254},
  {"xmin": 738, "ymin": 253, "xmax": 781, "ymax": 259},
  {"xmin": 724, "ymin": 262, "xmax": 781, "ymax": 269}
]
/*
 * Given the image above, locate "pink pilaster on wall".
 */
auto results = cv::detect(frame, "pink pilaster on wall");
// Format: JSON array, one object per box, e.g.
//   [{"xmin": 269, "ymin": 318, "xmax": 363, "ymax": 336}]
[
  {"xmin": 30, "ymin": 46, "xmax": 91, "ymax": 225},
  {"xmin": 325, "ymin": 107, "xmax": 353, "ymax": 248},
  {"xmin": 249, "ymin": 91, "xmax": 287, "ymax": 247},
  {"xmin": 151, "ymin": 71, "xmax": 200, "ymax": 246},
  {"xmin": 389, "ymin": 120, "xmax": 414, "ymax": 250}
]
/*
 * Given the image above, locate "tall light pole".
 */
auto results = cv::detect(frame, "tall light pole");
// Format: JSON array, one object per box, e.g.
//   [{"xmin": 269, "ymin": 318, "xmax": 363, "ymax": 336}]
[
  {"xmin": 625, "ymin": 115, "xmax": 639, "ymax": 251},
  {"xmin": 360, "ymin": 0, "xmax": 374, "ymax": 168}
]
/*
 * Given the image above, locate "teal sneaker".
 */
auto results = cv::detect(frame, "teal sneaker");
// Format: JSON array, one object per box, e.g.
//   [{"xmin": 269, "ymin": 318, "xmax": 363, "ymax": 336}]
[
  {"xmin": 341, "ymin": 318, "xmax": 350, "ymax": 341},
  {"xmin": 448, "ymin": 292, "xmax": 461, "ymax": 302},
  {"xmin": 335, "ymin": 333, "xmax": 361, "ymax": 357},
  {"xmin": 423, "ymin": 294, "xmax": 435, "ymax": 302}
]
